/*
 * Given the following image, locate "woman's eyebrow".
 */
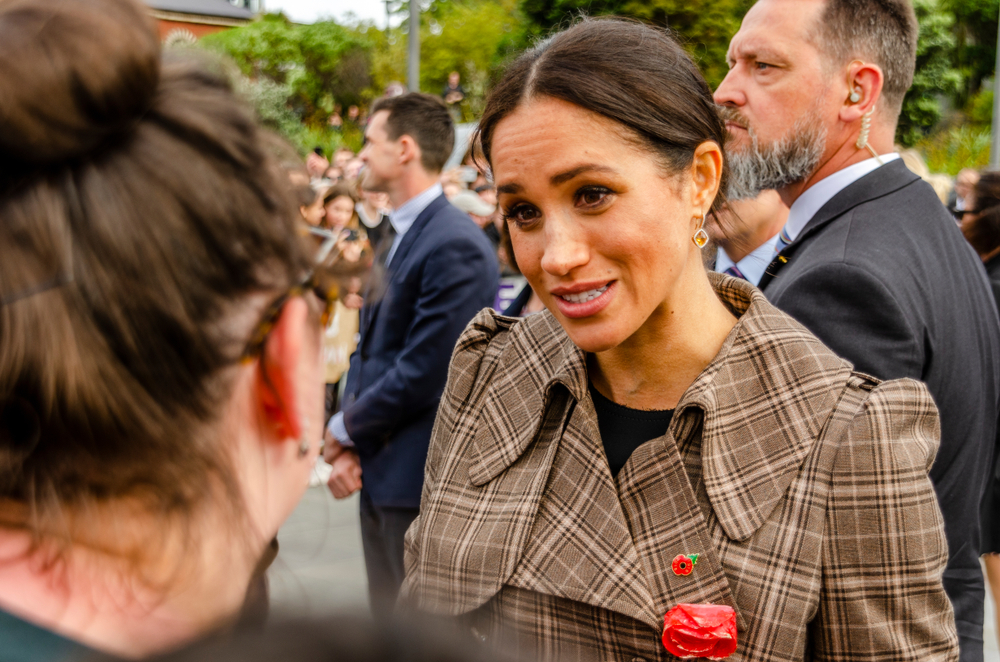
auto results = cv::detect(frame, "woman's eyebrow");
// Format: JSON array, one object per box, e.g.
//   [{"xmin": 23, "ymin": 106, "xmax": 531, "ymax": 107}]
[
  {"xmin": 496, "ymin": 164, "xmax": 618, "ymax": 196},
  {"xmin": 551, "ymin": 164, "xmax": 616, "ymax": 186},
  {"xmin": 496, "ymin": 182, "xmax": 522, "ymax": 195}
]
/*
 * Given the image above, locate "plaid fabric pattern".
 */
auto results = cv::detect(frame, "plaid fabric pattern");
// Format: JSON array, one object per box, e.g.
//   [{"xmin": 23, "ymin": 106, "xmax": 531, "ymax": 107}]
[{"xmin": 402, "ymin": 274, "xmax": 958, "ymax": 662}]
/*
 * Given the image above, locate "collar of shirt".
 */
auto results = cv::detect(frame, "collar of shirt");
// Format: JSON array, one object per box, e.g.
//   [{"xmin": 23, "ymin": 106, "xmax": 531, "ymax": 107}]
[
  {"xmin": 715, "ymin": 232, "xmax": 781, "ymax": 287},
  {"xmin": 388, "ymin": 183, "xmax": 443, "ymax": 237},
  {"xmin": 384, "ymin": 183, "xmax": 443, "ymax": 267},
  {"xmin": 784, "ymin": 153, "xmax": 900, "ymax": 243}
]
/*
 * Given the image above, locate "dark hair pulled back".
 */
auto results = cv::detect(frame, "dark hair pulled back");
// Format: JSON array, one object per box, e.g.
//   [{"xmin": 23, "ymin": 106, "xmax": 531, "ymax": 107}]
[
  {"xmin": 0, "ymin": 0, "xmax": 310, "ymax": 542},
  {"xmin": 966, "ymin": 171, "xmax": 1000, "ymax": 257},
  {"xmin": 475, "ymin": 18, "xmax": 729, "ymax": 215}
]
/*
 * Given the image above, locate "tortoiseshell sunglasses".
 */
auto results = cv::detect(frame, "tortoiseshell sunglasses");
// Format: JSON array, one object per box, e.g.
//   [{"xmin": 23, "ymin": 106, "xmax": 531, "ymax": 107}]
[{"xmin": 240, "ymin": 229, "xmax": 348, "ymax": 362}]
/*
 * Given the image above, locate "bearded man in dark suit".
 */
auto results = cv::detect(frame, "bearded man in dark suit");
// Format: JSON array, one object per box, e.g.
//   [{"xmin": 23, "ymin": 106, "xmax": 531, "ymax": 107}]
[{"xmin": 715, "ymin": 1, "xmax": 1000, "ymax": 659}]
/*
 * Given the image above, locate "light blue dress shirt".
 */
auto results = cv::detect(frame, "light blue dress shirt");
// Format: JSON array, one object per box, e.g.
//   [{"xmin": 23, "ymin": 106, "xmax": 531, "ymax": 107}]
[{"xmin": 327, "ymin": 183, "xmax": 444, "ymax": 446}]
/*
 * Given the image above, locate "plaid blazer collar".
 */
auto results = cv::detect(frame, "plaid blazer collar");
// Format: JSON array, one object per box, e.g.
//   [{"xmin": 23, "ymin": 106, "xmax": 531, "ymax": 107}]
[{"xmin": 471, "ymin": 273, "xmax": 851, "ymax": 541}]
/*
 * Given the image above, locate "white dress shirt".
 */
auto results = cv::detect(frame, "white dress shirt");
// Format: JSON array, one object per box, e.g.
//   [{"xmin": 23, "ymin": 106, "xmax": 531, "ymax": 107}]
[
  {"xmin": 783, "ymin": 153, "xmax": 900, "ymax": 243},
  {"xmin": 327, "ymin": 182, "xmax": 443, "ymax": 446},
  {"xmin": 715, "ymin": 233, "xmax": 781, "ymax": 287}
]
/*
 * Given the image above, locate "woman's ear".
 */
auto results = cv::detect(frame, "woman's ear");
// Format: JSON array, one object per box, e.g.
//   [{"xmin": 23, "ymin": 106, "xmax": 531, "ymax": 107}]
[
  {"xmin": 256, "ymin": 297, "xmax": 309, "ymax": 443},
  {"xmin": 691, "ymin": 141, "xmax": 724, "ymax": 215}
]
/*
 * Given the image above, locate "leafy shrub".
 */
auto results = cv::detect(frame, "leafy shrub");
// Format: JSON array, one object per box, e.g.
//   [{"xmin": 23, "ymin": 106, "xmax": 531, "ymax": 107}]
[{"xmin": 916, "ymin": 125, "xmax": 992, "ymax": 175}]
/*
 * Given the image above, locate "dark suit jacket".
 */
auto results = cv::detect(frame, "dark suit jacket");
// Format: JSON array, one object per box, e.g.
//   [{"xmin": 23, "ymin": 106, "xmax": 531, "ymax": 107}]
[
  {"xmin": 760, "ymin": 159, "xmax": 1000, "ymax": 659},
  {"xmin": 343, "ymin": 194, "xmax": 498, "ymax": 509}
]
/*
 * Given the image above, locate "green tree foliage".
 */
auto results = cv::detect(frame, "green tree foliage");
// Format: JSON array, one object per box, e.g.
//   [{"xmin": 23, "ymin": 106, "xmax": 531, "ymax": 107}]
[
  {"xmin": 898, "ymin": 0, "xmax": 963, "ymax": 146},
  {"xmin": 943, "ymin": 0, "xmax": 999, "ymax": 107},
  {"xmin": 201, "ymin": 14, "xmax": 375, "ymax": 131},
  {"xmin": 372, "ymin": 0, "xmax": 525, "ymax": 120},
  {"xmin": 519, "ymin": 0, "xmax": 752, "ymax": 89}
]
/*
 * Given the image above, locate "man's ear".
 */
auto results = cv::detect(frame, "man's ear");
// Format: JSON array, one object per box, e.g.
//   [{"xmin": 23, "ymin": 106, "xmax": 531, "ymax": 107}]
[
  {"xmin": 398, "ymin": 134, "xmax": 423, "ymax": 167},
  {"xmin": 256, "ymin": 297, "xmax": 309, "ymax": 442},
  {"xmin": 840, "ymin": 61, "xmax": 884, "ymax": 123}
]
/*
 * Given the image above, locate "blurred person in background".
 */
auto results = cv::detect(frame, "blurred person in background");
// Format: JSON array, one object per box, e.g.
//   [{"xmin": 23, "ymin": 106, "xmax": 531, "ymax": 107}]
[
  {"xmin": 344, "ymin": 157, "xmax": 365, "ymax": 182},
  {"xmin": 306, "ymin": 148, "xmax": 329, "ymax": 181},
  {"xmin": 298, "ymin": 183, "xmax": 327, "ymax": 229},
  {"xmin": 475, "ymin": 184, "xmax": 504, "ymax": 250},
  {"xmin": 952, "ymin": 167, "xmax": 982, "ymax": 214},
  {"xmin": 708, "ymin": 190, "xmax": 788, "ymax": 286},
  {"xmin": 356, "ymin": 183, "xmax": 394, "ymax": 257},
  {"xmin": 0, "ymin": 0, "xmax": 332, "ymax": 658},
  {"xmin": 716, "ymin": 1, "xmax": 1000, "ymax": 654},
  {"xmin": 442, "ymin": 71, "xmax": 466, "ymax": 121},
  {"xmin": 334, "ymin": 147, "xmax": 356, "ymax": 170},
  {"xmin": 323, "ymin": 93, "xmax": 497, "ymax": 619},
  {"xmin": 319, "ymin": 185, "xmax": 372, "ymax": 421},
  {"xmin": 323, "ymin": 183, "xmax": 363, "ymax": 235},
  {"xmin": 323, "ymin": 165, "xmax": 344, "ymax": 183},
  {"xmin": 346, "ymin": 105, "xmax": 363, "ymax": 127},
  {"xmin": 450, "ymin": 189, "xmax": 497, "ymax": 234},
  {"xmin": 959, "ymin": 172, "xmax": 1000, "ymax": 653}
]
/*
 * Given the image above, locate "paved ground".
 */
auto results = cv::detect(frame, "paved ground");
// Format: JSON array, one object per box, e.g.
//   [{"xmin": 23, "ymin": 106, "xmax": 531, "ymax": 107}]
[
  {"xmin": 270, "ymin": 485, "xmax": 1000, "ymax": 660},
  {"xmin": 269, "ymin": 487, "xmax": 369, "ymax": 616}
]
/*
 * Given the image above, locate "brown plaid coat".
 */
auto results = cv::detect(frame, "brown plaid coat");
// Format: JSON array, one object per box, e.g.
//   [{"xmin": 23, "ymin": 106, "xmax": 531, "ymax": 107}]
[{"xmin": 401, "ymin": 275, "xmax": 958, "ymax": 662}]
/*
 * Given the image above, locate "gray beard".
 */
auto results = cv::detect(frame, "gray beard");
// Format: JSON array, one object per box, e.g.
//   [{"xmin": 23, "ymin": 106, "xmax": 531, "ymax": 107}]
[{"xmin": 725, "ymin": 117, "xmax": 827, "ymax": 201}]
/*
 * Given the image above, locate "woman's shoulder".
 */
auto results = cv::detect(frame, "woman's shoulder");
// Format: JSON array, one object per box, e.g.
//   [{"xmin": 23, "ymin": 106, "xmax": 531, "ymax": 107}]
[
  {"xmin": 837, "ymin": 374, "xmax": 941, "ymax": 473},
  {"xmin": 434, "ymin": 308, "xmax": 575, "ymax": 454}
]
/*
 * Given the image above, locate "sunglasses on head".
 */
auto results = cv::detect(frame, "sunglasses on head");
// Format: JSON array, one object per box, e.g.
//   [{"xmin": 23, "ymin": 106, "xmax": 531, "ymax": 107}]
[{"xmin": 240, "ymin": 232, "xmax": 353, "ymax": 362}]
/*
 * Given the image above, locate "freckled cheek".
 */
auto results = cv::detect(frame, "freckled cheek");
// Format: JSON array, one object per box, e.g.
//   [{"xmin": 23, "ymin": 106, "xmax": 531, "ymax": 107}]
[{"xmin": 510, "ymin": 234, "xmax": 547, "ymax": 285}]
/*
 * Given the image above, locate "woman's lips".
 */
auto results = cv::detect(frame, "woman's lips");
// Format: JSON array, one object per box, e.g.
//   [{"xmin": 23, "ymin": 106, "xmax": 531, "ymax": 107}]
[{"xmin": 552, "ymin": 281, "xmax": 616, "ymax": 319}]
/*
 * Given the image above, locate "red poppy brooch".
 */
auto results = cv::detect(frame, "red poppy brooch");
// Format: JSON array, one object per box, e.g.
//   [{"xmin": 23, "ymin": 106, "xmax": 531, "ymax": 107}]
[
  {"xmin": 671, "ymin": 553, "xmax": 699, "ymax": 576},
  {"xmin": 662, "ymin": 603, "xmax": 737, "ymax": 660}
]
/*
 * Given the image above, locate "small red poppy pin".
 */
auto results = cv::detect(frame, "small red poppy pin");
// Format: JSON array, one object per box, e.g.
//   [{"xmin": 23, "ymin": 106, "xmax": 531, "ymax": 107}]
[
  {"xmin": 671, "ymin": 553, "xmax": 700, "ymax": 576},
  {"xmin": 662, "ymin": 603, "xmax": 737, "ymax": 659}
]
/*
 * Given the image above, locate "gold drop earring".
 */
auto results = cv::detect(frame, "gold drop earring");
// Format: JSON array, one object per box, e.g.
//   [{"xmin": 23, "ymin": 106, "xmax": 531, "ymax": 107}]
[{"xmin": 692, "ymin": 215, "xmax": 709, "ymax": 248}]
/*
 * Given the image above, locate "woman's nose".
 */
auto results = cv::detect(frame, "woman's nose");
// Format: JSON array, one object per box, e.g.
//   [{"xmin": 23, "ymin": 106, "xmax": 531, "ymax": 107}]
[{"xmin": 540, "ymin": 219, "xmax": 589, "ymax": 277}]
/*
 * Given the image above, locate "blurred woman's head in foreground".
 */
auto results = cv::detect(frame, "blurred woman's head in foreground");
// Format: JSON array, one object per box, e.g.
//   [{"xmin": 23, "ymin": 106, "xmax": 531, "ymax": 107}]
[{"xmin": 0, "ymin": 0, "xmax": 327, "ymax": 655}]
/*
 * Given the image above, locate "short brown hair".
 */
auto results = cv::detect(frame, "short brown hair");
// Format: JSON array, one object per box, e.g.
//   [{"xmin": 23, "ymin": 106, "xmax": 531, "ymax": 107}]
[
  {"xmin": 813, "ymin": 0, "xmax": 918, "ymax": 115},
  {"xmin": 0, "ymin": 0, "xmax": 309, "ymax": 546},
  {"xmin": 370, "ymin": 93, "xmax": 454, "ymax": 174},
  {"xmin": 475, "ymin": 18, "xmax": 729, "ymax": 216}
]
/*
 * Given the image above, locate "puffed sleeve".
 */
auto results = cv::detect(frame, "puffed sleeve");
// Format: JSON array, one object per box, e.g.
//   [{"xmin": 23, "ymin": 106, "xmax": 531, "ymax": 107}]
[
  {"xmin": 811, "ymin": 378, "xmax": 959, "ymax": 661},
  {"xmin": 400, "ymin": 308, "xmax": 506, "ymax": 602}
]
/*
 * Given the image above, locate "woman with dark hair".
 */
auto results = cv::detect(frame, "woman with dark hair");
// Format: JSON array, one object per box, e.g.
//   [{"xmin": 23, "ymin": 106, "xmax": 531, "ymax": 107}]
[
  {"xmin": 962, "ymin": 171, "xmax": 1000, "ymax": 302},
  {"xmin": 961, "ymin": 170, "xmax": 1000, "ymax": 649},
  {"xmin": 323, "ymin": 183, "xmax": 362, "ymax": 234},
  {"xmin": 401, "ymin": 18, "xmax": 956, "ymax": 662},
  {"xmin": 0, "ymin": 0, "xmax": 334, "ymax": 658}
]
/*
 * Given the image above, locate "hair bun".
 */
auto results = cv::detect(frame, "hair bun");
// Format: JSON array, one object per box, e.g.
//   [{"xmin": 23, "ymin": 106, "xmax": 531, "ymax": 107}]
[{"xmin": 0, "ymin": 0, "xmax": 160, "ymax": 168}]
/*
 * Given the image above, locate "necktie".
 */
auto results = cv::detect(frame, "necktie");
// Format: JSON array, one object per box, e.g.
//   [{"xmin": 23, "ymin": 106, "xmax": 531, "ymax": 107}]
[
  {"xmin": 774, "ymin": 226, "xmax": 793, "ymax": 255},
  {"xmin": 722, "ymin": 265, "xmax": 747, "ymax": 281}
]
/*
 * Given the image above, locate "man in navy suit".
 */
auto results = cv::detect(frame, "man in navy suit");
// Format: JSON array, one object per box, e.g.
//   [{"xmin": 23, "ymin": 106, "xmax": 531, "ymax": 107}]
[{"xmin": 323, "ymin": 93, "xmax": 498, "ymax": 617}]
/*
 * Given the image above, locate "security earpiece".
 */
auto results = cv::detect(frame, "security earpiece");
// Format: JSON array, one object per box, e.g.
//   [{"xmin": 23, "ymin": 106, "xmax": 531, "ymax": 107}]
[{"xmin": 849, "ymin": 89, "xmax": 861, "ymax": 103}]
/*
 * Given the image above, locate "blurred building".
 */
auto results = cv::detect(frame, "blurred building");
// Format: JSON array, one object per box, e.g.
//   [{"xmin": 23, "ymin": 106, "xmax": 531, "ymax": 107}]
[{"xmin": 144, "ymin": 0, "xmax": 257, "ymax": 42}]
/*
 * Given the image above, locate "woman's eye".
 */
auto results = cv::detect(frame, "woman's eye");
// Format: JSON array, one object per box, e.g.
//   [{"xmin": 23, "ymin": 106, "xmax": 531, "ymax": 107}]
[
  {"xmin": 503, "ymin": 204, "xmax": 540, "ymax": 227},
  {"xmin": 577, "ymin": 186, "xmax": 613, "ymax": 208}
]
